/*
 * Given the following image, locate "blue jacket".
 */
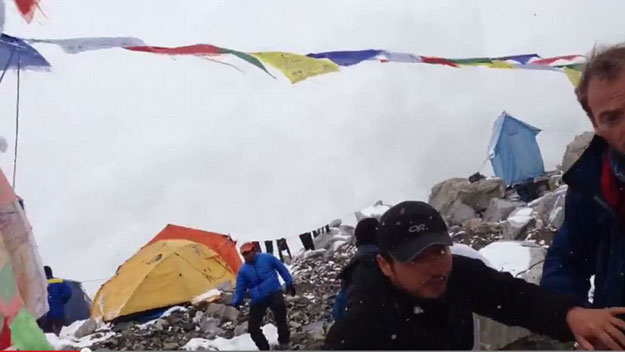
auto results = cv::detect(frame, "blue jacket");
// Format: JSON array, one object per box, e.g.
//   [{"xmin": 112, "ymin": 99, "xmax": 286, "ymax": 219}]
[
  {"xmin": 232, "ymin": 253, "xmax": 293, "ymax": 307},
  {"xmin": 46, "ymin": 278, "xmax": 73, "ymax": 319},
  {"xmin": 541, "ymin": 136, "xmax": 625, "ymax": 308}
]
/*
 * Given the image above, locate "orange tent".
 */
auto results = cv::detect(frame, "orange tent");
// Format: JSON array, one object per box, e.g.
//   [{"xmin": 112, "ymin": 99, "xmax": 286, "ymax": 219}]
[{"xmin": 147, "ymin": 224, "xmax": 242, "ymax": 273}]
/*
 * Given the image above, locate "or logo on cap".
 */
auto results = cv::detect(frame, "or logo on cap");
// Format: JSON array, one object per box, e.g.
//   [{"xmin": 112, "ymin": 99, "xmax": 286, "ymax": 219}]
[{"xmin": 408, "ymin": 224, "xmax": 428, "ymax": 233}]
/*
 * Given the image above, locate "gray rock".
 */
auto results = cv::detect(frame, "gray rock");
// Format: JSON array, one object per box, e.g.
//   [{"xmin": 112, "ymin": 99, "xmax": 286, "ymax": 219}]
[
  {"xmin": 205, "ymin": 303, "xmax": 227, "ymax": 318},
  {"xmin": 483, "ymin": 198, "xmax": 524, "ymax": 223},
  {"xmin": 447, "ymin": 201, "xmax": 477, "ymax": 226},
  {"xmin": 193, "ymin": 311, "xmax": 205, "ymax": 324},
  {"xmin": 458, "ymin": 178, "xmax": 506, "ymax": 212},
  {"xmin": 429, "ymin": 178, "xmax": 506, "ymax": 216},
  {"xmin": 73, "ymin": 318, "xmax": 99, "ymax": 339},
  {"xmin": 163, "ymin": 342, "xmax": 179, "ymax": 350},
  {"xmin": 222, "ymin": 306, "xmax": 240, "ymax": 322},
  {"xmin": 303, "ymin": 321, "xmax": 325, "ymax": 341},
  {"xmin": 562, "ymin": 132, "xmax": 594, "ymax": 173},
  {"xmin": 478, "ymin": 315, "xmax": 532, "ymax": 350},
  {"xmin": 234, "ymin": 322, "xmax": 248, "ymax": 337},
  {"xmin": 429, "ymin": 178, "xmax": 471, "ymax": 215}
]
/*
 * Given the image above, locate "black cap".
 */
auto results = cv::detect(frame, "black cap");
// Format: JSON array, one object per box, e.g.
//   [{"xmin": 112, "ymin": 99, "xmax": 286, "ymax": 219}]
[{"xmin": 377, "ymin": 201, "xmax": 452, "ymax": 262}]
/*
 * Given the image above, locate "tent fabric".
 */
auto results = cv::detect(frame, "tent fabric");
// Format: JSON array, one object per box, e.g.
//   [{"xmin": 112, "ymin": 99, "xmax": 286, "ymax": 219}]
[
  {"xmin": 264, "ymin": 240, "xmax": 274, "ymax": 254},
  {"xmin": 147, "ymin": 224, "xmax": 242, "ymax": 273},
  {"xmin": 63, "ymin": 280, "xmax": 92, "ymax": 326},
  {"xmin": 488, "ymin": 112, "xmax": 545, "ymax": 186},
  {"xmin": 91, "ymin": 239, "xmax": 236, "ymax": 322}
]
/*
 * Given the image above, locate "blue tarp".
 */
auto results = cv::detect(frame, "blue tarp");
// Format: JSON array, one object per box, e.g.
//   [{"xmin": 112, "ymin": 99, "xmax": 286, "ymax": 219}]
[
  {"xmin": 487, "ymin": 112, "xmax": 545, "ymax": 186},
  {"xmin": 0, "ymin": 34, "xmax": 50, "ymax": 70}
]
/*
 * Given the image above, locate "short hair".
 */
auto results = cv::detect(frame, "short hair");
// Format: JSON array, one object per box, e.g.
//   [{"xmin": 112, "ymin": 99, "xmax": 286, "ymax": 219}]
[{"xmin": 576, "ymin": 44, "xmax": 625, "ymax": 122}]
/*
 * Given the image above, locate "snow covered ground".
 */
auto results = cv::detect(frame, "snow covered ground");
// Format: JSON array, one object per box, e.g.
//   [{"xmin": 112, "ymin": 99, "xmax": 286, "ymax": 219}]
[
  {"xmin": 183, "ymin": 324, "xmax": 278, "ymax": 351},
  {"xmin": 47, "ymin": 331, "xmax": 115, "ymax": 350},
  {"xmin": 478, "ymin": 241, "xmax": 532, "ymax": 277}
]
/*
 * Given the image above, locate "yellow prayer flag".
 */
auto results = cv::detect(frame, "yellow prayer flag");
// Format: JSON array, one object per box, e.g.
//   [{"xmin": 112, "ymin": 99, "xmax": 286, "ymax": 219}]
[
  {"xmin": 486, "ymin": 60, "xmax": 515, "ymax": 69},
  {"xmin": 563, "ymin": 67, "xmax": 582, "ymax": 87},
  {"xmin": 251, "ymin": 52, "xmax": 340, "ymax": 83}
]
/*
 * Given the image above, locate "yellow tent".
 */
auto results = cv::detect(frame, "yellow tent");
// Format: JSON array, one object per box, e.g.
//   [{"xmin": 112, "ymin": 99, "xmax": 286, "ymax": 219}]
[{"xmin": 91, "ymin": 239, "xmax": 236, "ymax": 321}]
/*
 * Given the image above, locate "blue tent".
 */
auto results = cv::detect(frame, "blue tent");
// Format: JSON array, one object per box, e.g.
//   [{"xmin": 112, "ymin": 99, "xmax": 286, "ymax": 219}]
[
  {"xmin": 487, "ymin": 112, "xmax": 545, "ymax": 186},
  {"xmin": 63, "ymin": 280, "xmax": 92, "ymax": 325}
]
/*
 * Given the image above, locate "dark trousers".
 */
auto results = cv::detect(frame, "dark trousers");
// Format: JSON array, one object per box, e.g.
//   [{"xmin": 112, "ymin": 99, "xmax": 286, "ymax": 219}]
[
  {"xmin": 249, "ymin": 292, "xmax": 290, "ymax": 350},
  {"xmin": 42, "ymin": 316, "xmax": 64, "ymax": 335}
]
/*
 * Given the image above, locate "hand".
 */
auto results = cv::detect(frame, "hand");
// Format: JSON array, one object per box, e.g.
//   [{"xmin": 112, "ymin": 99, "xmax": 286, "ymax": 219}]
[
  {"xmin": 286, "ymin": 284, "xmax": 296, "ymax": 296},
  {"xmin": 232, "ymin": 303, "xmax": 241, "ymax": 309},
  {"xmin": 566, "ymin": 307, "xmax": 625, "ymax": 350}
]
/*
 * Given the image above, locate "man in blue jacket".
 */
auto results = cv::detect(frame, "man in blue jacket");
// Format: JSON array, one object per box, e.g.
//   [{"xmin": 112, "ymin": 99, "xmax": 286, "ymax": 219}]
[
  {"xmin": 233, "ymin": 242, "xmax": 295, "ymax": 350},
  {"xmin": 42, "ymin": 266, "xmax": 72, "ymax": 335},
  {"xmin": 541, "ymin": 45, "xmax": 625, "ymax": 320}
]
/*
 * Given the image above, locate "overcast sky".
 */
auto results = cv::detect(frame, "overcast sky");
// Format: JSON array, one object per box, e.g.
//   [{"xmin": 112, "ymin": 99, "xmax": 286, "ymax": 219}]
[{"xmin": 0, "ymin": 0, "xmax": 623, "ymax": 295}]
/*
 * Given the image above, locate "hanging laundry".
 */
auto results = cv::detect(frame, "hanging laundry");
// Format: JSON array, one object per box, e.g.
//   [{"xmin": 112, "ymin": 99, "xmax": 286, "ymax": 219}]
[
  {"xmin": 264, "ymin": 240, "xmax": 274, "ymax": 254},
  {"xmin": 299, "ymin": 233, "xmax": 315, "ymax": 251},
  {"xmin": 277, "ymin": 238, "xmax": 292, "ymax": 260},
  {"xmin": 325, "ymin": 225, "xmax": 331, "ymax": 233},
  {"xmin": 252, "ymin": 241, "xmax": 262, "ymax": 253}
]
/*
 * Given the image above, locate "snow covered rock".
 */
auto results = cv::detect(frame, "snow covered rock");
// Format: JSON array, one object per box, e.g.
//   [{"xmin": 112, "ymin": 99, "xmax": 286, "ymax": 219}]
[
  {"xmin": 482, "ymin": 198, "xmax": 524, "ymax": 223},
  {"xmin": 561, "ymin": 132, "xmax": 594, "ymax": 173},
  {"xmin": 502, "ymin": 208, "xmax": 535, "ymax": 240}
]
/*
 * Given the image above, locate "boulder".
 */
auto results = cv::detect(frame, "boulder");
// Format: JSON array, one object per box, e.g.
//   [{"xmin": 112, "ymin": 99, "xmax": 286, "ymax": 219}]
[
  {"xmin": 458, "ymin": 178, "xmax": 506, "ymax": 212},
  {"xmin": 561, "ymin": 132, "xmax": 594, "ymax": 173},
  {"xmin": 448, "ymin": 201, "xmax": 477, "ymax": 226},
  {"xmin": 483, "ymin": 198, "xmax": 524, "ymax": 223},
  {"xmin": 502, "ymin": 208, "xmax": 536, "ymax": 240},
  {"xmin": 74, "ymin": 318, "xmax": 99, "ymax": 339},
  {"xmin": 429, "ymin": 178, "xmax": 506, "ymax": 216},
  {"xmin": 429, "ymin": 178, "xmax": 471, "ymax": 215},
  {"xmin": 529, "ymin": 186, "xmax": 567, "ymax": 225}
]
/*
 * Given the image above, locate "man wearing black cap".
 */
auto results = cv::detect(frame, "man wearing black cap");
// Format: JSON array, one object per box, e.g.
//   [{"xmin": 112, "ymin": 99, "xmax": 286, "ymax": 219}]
[
  {"xmin": 324, "ymin": 201, "xmax": 625, "ymax": 350},
  {"xmin": 332, "ymin": 217, "xmax": 379, "ymax": 320}
]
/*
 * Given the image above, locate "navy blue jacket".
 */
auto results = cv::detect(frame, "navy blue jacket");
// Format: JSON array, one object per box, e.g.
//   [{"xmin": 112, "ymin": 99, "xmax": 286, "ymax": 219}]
[
  {"xmin": 46, "ymin": 278, "xmax": 73, "ymax": 319},
  {"xmin": 233, "ymin": 253, "xmax": 293, "ymax": 307},
  {"xmin": 541, "ymin": 136, "xmax": 625, "ymax": 308}
]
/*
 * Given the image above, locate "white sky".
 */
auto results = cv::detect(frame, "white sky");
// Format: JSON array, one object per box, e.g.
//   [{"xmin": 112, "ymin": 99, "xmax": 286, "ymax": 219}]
[{"xmin": 0, "ymin": 0, "xmax": 623, "ymax": 295}]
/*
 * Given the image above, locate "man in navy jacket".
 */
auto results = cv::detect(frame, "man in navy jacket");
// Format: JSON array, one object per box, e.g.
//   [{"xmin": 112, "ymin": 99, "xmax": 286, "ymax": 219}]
[
  {"xmin": 541, "ymin": 45, "xmax": 625, "ymax": 342},
  {"xmin": 42, "ymin": 266, "xmax": 72, "ymax": 335},
  {"xmin": 233, "ymin": 242, "xmax": 295, "ymax": 350}
]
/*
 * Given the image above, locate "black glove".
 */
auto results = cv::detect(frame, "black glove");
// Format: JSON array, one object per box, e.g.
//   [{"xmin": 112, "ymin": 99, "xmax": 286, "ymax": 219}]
[
  {"xmin": 232, "ymin": 302, "xmax": 241, "ymax": 309},
  {"xmin": 286, "ymin": 284, "xmax": 296, "ymax": 296}
]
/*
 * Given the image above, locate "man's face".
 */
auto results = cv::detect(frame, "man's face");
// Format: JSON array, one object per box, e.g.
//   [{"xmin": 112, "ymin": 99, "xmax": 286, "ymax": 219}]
[
  {"xmin": 242, "ymin": 250, "xmax": 257, "ymax": 264},
  {"xmin": 588, "ymin": 71, "xmax": 625, "ymax": 154},
  {"xmin": 377, "ymin": 244, "xmax": 453, "ymax": 299}
]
